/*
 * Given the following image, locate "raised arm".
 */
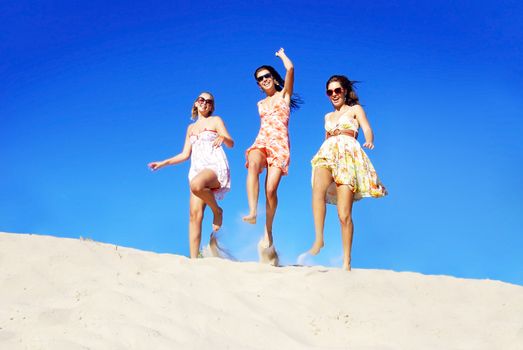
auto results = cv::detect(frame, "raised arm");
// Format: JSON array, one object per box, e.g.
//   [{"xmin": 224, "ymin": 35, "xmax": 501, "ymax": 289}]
[
  {"xmin": 354, "ymin": 105, "xmax": 375, "ymax": 150},
  {"xmin": 148, "ymin": 125, "xmax": 193, "ymax": 171},
  {"xmin": 212, "ymin": 116, "xmax": 234, "ymax": 148},
  {"xmin": 275, "ymin": 48, "xmax": 294, "ymax": 98}
]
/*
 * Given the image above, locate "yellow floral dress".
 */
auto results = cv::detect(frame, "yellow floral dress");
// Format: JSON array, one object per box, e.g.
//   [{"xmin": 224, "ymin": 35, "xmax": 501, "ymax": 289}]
[{"xmin": 311, "ymin": 110, "xmax": 387, "ymax": 204}]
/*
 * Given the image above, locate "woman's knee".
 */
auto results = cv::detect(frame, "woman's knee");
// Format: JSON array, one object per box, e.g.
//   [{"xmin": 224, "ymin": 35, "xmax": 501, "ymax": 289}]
[
  {"xmin": 312, "ymin": 181, "xmax": 329, "ymax": 197},
  {"xmin": 248, "ymin": 160, "xmax": 263, "ymax": 173},
  {"xmin": 190, "ymin": 180, "xmax": 205, "ymax": 194},
  {"xmin": 248, "ymin": 151, "xmax": 265, "ymax": 170},
  {"xmin": 338, "ymin": 212, "xmax": 352, "ymax": 226},
  {"xmin": 266, "ymin": 183, "xmax": 278, "ymax": 199},
  {"xmin": 189, "ymin": 208, "xmax": 204, "ymax": 222}
]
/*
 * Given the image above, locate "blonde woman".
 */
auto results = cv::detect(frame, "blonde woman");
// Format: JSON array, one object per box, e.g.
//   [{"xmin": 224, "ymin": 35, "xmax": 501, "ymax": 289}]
[{"xmin": 149, "ymin": 92, "xmax": 234, "ymax": 258}]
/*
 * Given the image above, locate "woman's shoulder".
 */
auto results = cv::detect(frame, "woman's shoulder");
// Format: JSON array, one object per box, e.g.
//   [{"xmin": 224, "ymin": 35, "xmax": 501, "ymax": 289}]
[
  {"xmin": 257, "ymin": 96, "xmax": 269, "ymax": 105},
  {"xmin": 186, "ymin": 122, "xmax": 200, "ymax": 135},
  {"xmin": 273, "ymin": 91, "xmax": 290, "ymax": 108},
  {"xmin": 340, "ymin": 104, "xmax": 363, "ymax": 117},
  {"xmin": 202, "ymin": 116, "xmax": 224, "ymax": 130},
  {"xmin": 350, "ymin": 104, "xmax": 364, "ymax": 112},
  {"xmin": 209, "ymin": 115, "xmax": 224, "ymax": 123}
]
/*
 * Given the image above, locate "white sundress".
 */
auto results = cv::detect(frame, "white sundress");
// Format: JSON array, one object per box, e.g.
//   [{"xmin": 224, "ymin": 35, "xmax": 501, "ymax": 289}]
[{"xmin": 188, "ymin": 130, "xmax": 230, "ymax": 200}]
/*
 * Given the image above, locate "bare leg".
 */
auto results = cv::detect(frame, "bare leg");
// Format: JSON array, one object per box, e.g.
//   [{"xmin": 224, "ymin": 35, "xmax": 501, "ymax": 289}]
[
  {"xmin": 256, "ymin": 166, "xmax": 283, "ymax": 266},
  {"xmin": 257, "ymin": 238, "xmax": 279, "ymax": 266},
  {"xmin": 264, "ymin": 166, "xmax": 283, "ymax": 246},
  {"xmin": 336, "ymin": 185, "xmax": 355, "ymax": 271},
  {"xmin": 208, "ymin": 231, "xmax": 220, "ymax": 257},
  {"xmin": 189, "ymin": 193, "xmax": 206, "ymax": 259},
  {"xmin": 190, "ymin": 169, "xmax": 223, "ymax": 232},
  {"xmin": 243, "ymin": 149, "xmax": 267, "ymax": 224},
  {"xmin": 309, "ymin": 167, "xmax": 334, "ymax": 255}
]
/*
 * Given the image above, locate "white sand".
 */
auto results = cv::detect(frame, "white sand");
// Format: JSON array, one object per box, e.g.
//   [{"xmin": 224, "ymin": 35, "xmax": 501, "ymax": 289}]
[{"xmin": 1, "ymin": 232, "xmax": 522, "ymax": 350}]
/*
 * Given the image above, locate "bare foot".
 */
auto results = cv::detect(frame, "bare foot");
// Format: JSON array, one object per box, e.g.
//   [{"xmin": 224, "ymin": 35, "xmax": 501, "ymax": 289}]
[
  {"xmin": 266, "ymin": 247, "xmax": 279, "ymax": 266},
  {"xmin": 258, "ymin": 238, "xmax": 279, "ymax": 266},
  {"xmin": 308, "ymin": 240, "xmax": 324, "ymax": 255},
  {"xmin": 242, "ymin": 213, "xmax": 257, "ymax": 224},
  {"xmin": 208, "ymin": 232, "xmax": 220, "ymax": 257},
  {"xmin": 212, "ymin": 207, "xmax": 223, "ymax": 232},
  {"xmin": 342, "ymin": 260, "xmax": 352, "ymax": 271}
]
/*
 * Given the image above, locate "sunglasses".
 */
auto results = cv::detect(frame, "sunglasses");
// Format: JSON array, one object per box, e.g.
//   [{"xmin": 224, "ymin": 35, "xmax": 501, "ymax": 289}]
[
  {"xmin": 256, "ymin": 73, "xmax": 272, "ymax": 82},
  {"xmin": 326, "ymin": 87, "xmax": 344, "ymax": 96},
  {"xmin": 196, "ymin": 97, "xmax": 214, "ymax": 105}
]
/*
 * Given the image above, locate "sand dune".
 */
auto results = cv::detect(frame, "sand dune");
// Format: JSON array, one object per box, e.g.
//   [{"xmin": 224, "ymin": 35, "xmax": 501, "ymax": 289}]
[{"xmin": 1, "ymin": 232, "xmax": 522, "ymax": 349}]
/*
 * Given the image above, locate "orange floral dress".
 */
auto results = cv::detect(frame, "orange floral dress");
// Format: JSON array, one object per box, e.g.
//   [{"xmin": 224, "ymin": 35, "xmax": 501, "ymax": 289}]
[
  {"xmin": 246, "ymin": 94, "xmax": 291, "ymax": 175},
  {"xmin": 311, "ymin": 110, "xmax": 387, "ymax": 204}
]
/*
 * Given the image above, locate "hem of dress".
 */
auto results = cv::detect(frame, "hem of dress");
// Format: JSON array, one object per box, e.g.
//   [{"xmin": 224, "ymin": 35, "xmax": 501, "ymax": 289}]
[
  {"xmin": 325, "ymin": 191, "xmax": 387, "ymax": 205},
  {"xmin": 212, "ymin": 187, "xmax": 230, "ymax": 201},
  {"xmin": 245, "ymin": 146, "xmax": 289, "ymax": 176},
  {"xmin": 312, "ymin": 165, "xmax": 387, "ymax": 203},
  {"xmin": 189, "ymin": 167, "xmax": 231, "ymax": 200}
]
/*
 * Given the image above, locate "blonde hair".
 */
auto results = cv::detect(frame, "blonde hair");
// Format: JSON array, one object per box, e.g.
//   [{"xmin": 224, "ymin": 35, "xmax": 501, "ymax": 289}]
[{"xmin": 191, "ymin": 92, "xmax": 215, "ymax": 120}]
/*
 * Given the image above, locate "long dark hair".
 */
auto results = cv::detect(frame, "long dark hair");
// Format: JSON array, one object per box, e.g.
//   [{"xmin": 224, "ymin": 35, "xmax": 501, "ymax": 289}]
[
  {"xmin": 254, "ymin": 65, "xmax": 302, "ymax": 111},
  {"xmin": 326, "ymin": 75, "xmax": 360, "ymax": 106}
]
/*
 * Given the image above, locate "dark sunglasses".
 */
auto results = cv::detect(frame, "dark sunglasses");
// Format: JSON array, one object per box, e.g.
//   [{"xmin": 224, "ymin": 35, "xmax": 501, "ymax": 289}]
[
  {"xmin": 196, "ymin": 97, "xmax": 214, "ymax": 105},
  {"xmin": 326, "ymin": 87, "xmax": 344, "ymax": 96},
  {"xmin": 256, "ymin": 73, "xmax": 272, "ymax": 82}
]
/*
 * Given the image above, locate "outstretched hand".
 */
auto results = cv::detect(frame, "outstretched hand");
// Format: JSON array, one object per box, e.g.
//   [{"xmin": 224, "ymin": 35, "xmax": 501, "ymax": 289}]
[
  {"xmin": 148, "ymin": 162, "xmax": 162, "ymax": 171},
  {"xmin": 275, "ymin": 48, "xmax": 285, "ymax": 58},
  {"xmin": 363, "ymin": 142, "xmax": 375, "ymax": 150}
]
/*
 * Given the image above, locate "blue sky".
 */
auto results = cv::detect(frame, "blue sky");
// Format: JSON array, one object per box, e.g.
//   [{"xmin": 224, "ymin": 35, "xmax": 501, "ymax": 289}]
[{"xmin": 1, "ymin": 1, "xmax": 522, "ymax": 285}]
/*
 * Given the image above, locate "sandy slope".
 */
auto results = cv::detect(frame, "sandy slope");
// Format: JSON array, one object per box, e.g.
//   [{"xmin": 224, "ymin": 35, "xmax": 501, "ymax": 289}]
[{"xmin": 0, "ymin": 232, "xmax": 522, "ymax": 350}]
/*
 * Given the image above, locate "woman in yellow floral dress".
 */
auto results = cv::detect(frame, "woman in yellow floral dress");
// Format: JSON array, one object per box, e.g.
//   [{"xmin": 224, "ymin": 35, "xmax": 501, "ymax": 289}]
[{"xmin": 309, "ymin": 75, "xmax": 387, "ymax": 270}]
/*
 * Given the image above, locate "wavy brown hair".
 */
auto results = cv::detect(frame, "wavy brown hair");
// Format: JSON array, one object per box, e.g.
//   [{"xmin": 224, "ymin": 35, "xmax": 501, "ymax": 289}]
[
  {"xmin": 191, "ymin": 92, "xmax": 215, "ymax": 120},
  {"xmin": 326, "ymin": 75, "xmax": 360, "ymax": 106}
]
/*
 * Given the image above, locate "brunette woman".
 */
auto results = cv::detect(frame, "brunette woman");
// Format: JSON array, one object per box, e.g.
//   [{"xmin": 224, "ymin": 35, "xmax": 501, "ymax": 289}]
[
  {"xmin": 243, "ymin": 48, "xmax": 300, "ymax": 265},
  {"xmin": 309, "ymin": 75, "xmax": 387, "ymax": 270}
]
